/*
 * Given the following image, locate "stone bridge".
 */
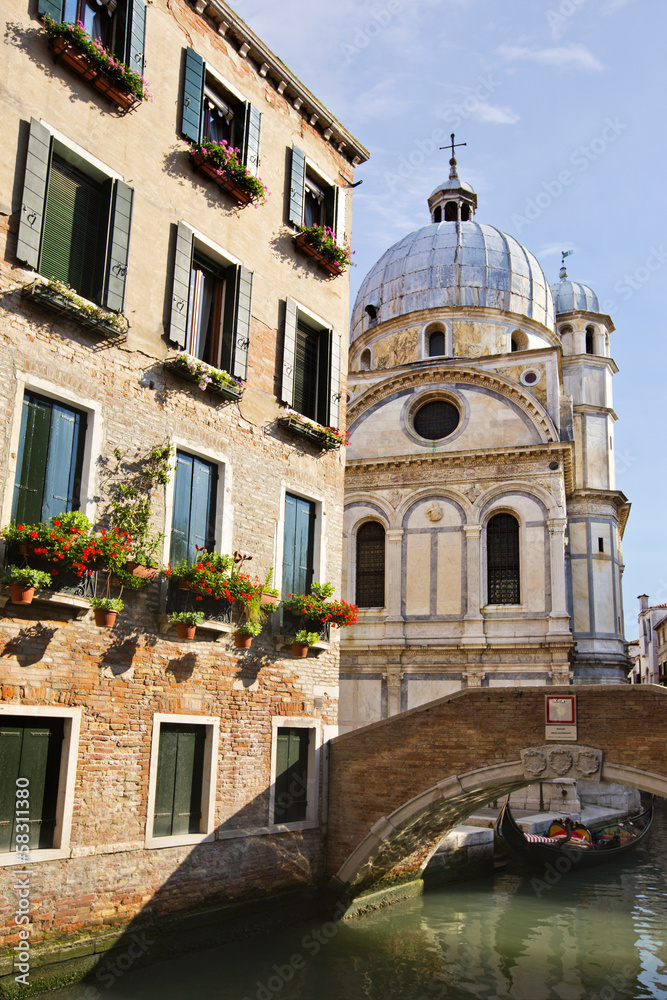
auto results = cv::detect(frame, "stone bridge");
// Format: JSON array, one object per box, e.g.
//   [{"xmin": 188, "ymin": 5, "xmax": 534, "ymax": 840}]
[{"xmin": 326, "ymin": 685, "xmax": 667, "ymax": 894}]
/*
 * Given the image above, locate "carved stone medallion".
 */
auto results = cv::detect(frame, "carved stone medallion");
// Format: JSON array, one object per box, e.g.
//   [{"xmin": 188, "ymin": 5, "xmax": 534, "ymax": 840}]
[
  {"xmin": 425, "ymin": 502, "xmax": 443, "ymax": 522},
  {"xmin": 520, "ymin": 744, "xmax": 603, "ymax": 781}
]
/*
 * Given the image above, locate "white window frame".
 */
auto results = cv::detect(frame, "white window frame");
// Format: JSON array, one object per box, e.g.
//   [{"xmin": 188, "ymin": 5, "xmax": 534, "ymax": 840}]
[
  {"xmin": 161, "ymin": 436, "xmax": 233, "ymax": 564},
  {"xmin": 2, "ymin": 374, "xmax": 103, "ymax": 529},
  {"xmin": 268, "ymin": 717, "xmax": 321, "ymax": 833},
  {"xmin": 145, "ymin": 713, "xmax": 219, "ymax": 850},
  {"xmin": 480, "ymin": 506, "xmax": 526, "ymax": 612},
  {"xmin": 419, "ymin": 320, "xmax": 451, "ymax": 360},
  {"xmin": 0, "ymin": 705, "xmax": 82, "ymax": 867}
]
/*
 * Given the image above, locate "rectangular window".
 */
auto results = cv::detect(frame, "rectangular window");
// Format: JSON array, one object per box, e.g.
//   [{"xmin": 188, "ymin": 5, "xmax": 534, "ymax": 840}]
[
  {"xmin": 39, "ymin": 0, "xmax": 146, "ymax": 75},
  {"xmin": 181, "ymin": 49, "xmax": 262, "ymax": 175},
  {"xmin": 281, "ymin": 300, "xmax": 340, "ymax": 428},
  {"xmin": 153, "ymin": 723, "xmax": 206, "ymax": 838},
  {"xmin": 17, "ymin": 119, "xmax": 133, "ymax": 314},
  {"xmin": 0, "ymin": 717, "xmax": 64, "ymax": 852},
  {"xmin": 170, "ymin": 451, "xmax": 218, "ymax": 563},
  {"xmin": 288, "ymin": 147, "xmax": 342, "ymax": 239},
  {"xmin": 282, "ymin": 493, "xmax": 315, "ymax": 597},
  {"xmin": 12, "ymin": 391, "xmax": 87, "ymax": 524},
  {"xmin": 168, "ymin": 223, "xmax": 252, "ymax": 381},
  {"xmin": 273, "ymin": 728, "xmax": 309, "ymax": 824}
]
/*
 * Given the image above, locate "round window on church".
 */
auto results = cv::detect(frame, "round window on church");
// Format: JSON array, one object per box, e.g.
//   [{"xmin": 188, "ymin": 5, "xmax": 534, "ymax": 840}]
[{"xmin": 413, "ymin": 400, "xmax": 460, "ymax": 440}]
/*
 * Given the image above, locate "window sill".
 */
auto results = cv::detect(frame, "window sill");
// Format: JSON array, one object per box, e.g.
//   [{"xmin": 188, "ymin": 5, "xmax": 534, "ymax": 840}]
[
  {"xmin": 0, "ymin": 847, "xmax": 72, "ymax": 868},
  {"xmin": 22, "ymin": 280, "xmax": 128, "ymax": 340},
  {"xmin": 145, "ymin": 830, "xmax": 216, "ymax": 850},
  {"xmin": 190, "ymin": 151, "xmax": 258, "ymax": 206},
  {"xmin": 48, "ymin": 35, "xmax": 141, "ymax": 112},
  {"xmin": 293, "ymin": 232, "xmax": 344, "ymax": 276},
  {"xmin": 280, "ymin": 414, "xmax": 343, "ymax": 451},
  {"xmin": 158, "ymin": 614, "xmax": 233, "ymax": 639},
  {"xmin": 0, "ymin": 588, "xmax": 91, "ymax": 619},
  {"xmin": 163, "ymin": 358, "xmax": 244, "ymax": 402}
]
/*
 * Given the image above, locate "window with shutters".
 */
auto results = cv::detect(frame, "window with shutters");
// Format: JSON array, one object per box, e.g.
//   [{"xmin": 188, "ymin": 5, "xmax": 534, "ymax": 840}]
[
  {"xmin": 167, "ymin": 224, "xmax": 252, "ymax": 383},
  {"xmin": 270, "ymin": 720, "xmax": 319, "ymax": 829},
  {"xmin": 180, "ymin": 49, "xmax": 261, "ymax": 176},
  {"xmin": 169, "ymin": 451, "xmax": 218, "ymax": 564},
  {"xmin": 0, "ymin": 707, "xmax": 81, "ymax": 864},
  {"xmin": 17, "ymin": 119, "xmax": 133, "ymax": 317},
  {"xmin": 282, "ymin": 493, "xmax": 316, "ymax": 599},
  {"xmin": 288, "ymin": 147, "xmax": 341, "ymax": 235},
  {"xmin": 12, "ymin": 391, "xmax": 87, "ymax": 525},
  {"xmin": 281, "ymin": 300, "xmax": 339, "ymax": 429},
  {"xmin": 356, "ymin": 521, "xmax": 386, "ymax": 608},
  {"xmin": 486, "ymin": 512, "xmax": 521, "ymax": 605},
  {"xmin": 146, "ymin": 714, "xmax": 218, "ymax": 848}
]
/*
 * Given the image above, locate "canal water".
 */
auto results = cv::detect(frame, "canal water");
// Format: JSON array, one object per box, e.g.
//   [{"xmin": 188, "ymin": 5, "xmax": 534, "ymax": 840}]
[{"xmin": 45, "ymin": 802, "xmax": 667, "ymax": 1000}]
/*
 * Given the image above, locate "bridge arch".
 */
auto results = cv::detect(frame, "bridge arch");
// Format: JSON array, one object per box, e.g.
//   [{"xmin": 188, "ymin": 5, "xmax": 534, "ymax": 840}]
[{"xmin": 327, "ymin": 686, "xmax": 667, "ymax": 895}]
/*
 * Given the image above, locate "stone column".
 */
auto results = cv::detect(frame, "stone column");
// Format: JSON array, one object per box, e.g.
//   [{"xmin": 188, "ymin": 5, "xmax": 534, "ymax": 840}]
[
  {"xmin": 384, "ymin": 528, "xmax": 405, "ymax": 642},
  {"xmin": 383, "ymin": 669, "xmax": 403, "ymax": 717},
  {"xmin": 547, "ymin": 517, "xmax": 572, "ymax": 636},
  {"xmin": 462, "ymin": 524, "xmax": 486, "ymax": 645}
]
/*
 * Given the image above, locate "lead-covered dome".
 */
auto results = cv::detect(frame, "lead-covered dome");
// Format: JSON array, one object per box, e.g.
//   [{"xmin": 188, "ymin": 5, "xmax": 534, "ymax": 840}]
[
  {"xmin": 351, "ymin": 221, "xmax": 555, "ymax": 342},
  {"xmin": 550, "ymin": 277, "xmax": 599, "ymax": 315}
]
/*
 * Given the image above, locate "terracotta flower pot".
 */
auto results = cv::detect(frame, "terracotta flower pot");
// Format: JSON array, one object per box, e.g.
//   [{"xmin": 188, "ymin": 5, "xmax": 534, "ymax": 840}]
[
  {"xmin": 175, "ymin": 622, "xmax": 196, "ymax": 640},
  {"xmin": 10, "ymin": 584, "xmax": 35, "ymax": 606},
  {"xmin": 94, "ymin": 609, "xmax": 117, "ymax": 628},
  {"xmin": 260, "ymin": 593, "xmax": 279, "ymax": 606},
  {"xmin": 291, "ymin": 642, "xmax": 309, "ymax": 658},
  {"xmin": 126, "ymin": 562, "xmax": 159, "ymax": 582},
  {"xmin": 234, "ymin": 633, "xmax": 253, "ymax": 649},
  {"xmin": 178, "ymin": 579, "xmax": 194, "ymax": 591}
]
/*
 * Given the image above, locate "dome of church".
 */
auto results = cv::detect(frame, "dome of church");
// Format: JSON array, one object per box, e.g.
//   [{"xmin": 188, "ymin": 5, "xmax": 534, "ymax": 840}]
[
  {"xmin": 351, "ymin": 221, "xmax": 555, "ymax": 342},
  {"xmin": 429, "ymin": 176, "xmax": 477, "ymax": 199},
  {"xmin": 550, "ymin": 276, "xmax": 599, "ymax": 315}
]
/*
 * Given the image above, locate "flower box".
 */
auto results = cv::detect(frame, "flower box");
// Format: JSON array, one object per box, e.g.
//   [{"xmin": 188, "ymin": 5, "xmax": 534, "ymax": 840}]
[
  {"xmin": 22, "ymin": 280, "xmax": 127, "ymax": 340},
  {"xmin": 49, "ymin": 36, "xmax": 139, "ymax": 111},
  {"xmin": 281, "ymin": 414, "xmax": 344, "ymax": 451},
  {"xmin": 191, "ymin": 152, "xmax": 257, "ymax": 206},
  {"xmin": 167, "ymin": 579, "xmax": 233, "ymax": 626},
  {"xmin": 163, "ymin": 358, "xmax": 244, "ymax": 402},
  {"xmin": 281, "ymin": 608, "xmax": 331, "ymax": 643},
  {"xmin": 293, "ymin": 232, "xmax": 344, "ymax": 276}
]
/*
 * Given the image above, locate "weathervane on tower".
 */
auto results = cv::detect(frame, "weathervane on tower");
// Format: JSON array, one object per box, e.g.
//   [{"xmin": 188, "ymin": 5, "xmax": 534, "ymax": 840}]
[{"xmin": 440, "ymin": 133, "xmax": 467, "ymax": 177}]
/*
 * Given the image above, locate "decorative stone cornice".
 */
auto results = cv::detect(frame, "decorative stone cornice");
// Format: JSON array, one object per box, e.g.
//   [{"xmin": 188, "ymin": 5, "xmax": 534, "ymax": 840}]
[
  {"xmin": 188, "ymin": 0, "xmax": 369, "ymax": 166},
  {"xmin": 348, "ymin": 367, "xmax": 560, "ymax": 443}
]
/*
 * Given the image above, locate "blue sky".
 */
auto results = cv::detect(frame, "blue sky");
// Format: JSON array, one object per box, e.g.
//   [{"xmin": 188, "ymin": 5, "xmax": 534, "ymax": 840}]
[{"xmin": 239, "ymin": 0, "xmax": 664, "ymax": 636}]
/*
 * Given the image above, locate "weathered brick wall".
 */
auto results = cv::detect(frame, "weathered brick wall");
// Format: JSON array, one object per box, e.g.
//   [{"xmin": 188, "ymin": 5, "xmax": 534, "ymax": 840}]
[{"xmin": 327, "ymin": 685, "xmax": 667, "ymax": 884}]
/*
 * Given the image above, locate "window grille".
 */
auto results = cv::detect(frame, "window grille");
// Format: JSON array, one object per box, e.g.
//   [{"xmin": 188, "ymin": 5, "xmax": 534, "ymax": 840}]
[
  {"xmin": 428, "ymin": 331, "xmax": 445, "ymax": 356},
  {"xmin": 487, "ymin": 513, "xmax": 520, "ymax": 604},
  {"xmin": 356, "ymin": 521, "xmax": 385, "ymax": 607},
  {"xmin": 413, "ymin": 400, "xmax": 459, "ymax": 440}
]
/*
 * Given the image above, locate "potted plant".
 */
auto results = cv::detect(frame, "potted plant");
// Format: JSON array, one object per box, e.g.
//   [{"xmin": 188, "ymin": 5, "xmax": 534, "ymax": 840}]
[
  {"xmin": 260, "ymin": 567, "xmax": 280, "ymax": 606},
  {"xmin": 233, "ymin": 621, "xmax": 262, "ymax": 649},
  {"xmin": 290, "ymin": 630, "xmax": 320, "ymax": 658},
  {"xmin": 164, "ymin": 354, "xmax": 244, "ymax": 402},
  {"xmin": 169, "ymin": 610, "xmax": 205, "ymax": 640},
  {"xmin": 281, "ymin": 581, "xmax": 359, "ymax": 631},
  {"xmin": 281, "ymin": 409, "xmax": 349, "ymax": 451},
  {"xmin": 189, "ymin": 140, "xmax": 268, "ymax": 207},
  {"xmin": 2, "ymin": 567, "xmax": 52, "ymax": 605},
  {"xmin": 21, "ymin": 278, "xmax": 129, "ymax": 339},
  {"xmin": 293, "ymin": 224, "xmax": 353, "ymax": 275},
  {"xmin": 90, "ymin": 597, "xmax": 124, "ymax": 628}
]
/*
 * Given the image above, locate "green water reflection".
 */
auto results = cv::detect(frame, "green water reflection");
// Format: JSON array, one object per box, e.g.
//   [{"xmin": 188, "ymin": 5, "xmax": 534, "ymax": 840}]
[{"xmin": 47, "ymin": 804, "xmax": 667, "ymax": 1000}]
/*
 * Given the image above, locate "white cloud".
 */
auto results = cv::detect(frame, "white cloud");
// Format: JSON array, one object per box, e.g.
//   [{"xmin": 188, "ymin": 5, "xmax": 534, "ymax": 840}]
[
  {"xmin": 471, "ymin": 102, "xmax": 520, "ymax": 125},
  {"xmin": 498, "ymin": 43, "xmax": 604, "ymax": 72}
]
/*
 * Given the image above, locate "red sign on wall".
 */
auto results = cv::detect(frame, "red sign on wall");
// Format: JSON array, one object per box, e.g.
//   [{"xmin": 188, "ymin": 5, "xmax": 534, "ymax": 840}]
[{"xmin": 545, "ymin": 695, "xmax": 577, "ymax": 741}]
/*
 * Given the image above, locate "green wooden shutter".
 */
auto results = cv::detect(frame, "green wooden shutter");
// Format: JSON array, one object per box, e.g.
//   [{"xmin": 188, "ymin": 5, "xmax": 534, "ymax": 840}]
[
  {"xmin": 169, "ymin": 222, "xmax": 193, "ymax": 349},
  {"xmin": 274, "ymin": 728, "xmax": 309, "ymax": 824},
  {"xmin": 0, "ymin": 718, "xmax": 62, "ymax": 852},
  {"xmin": 329, "ymin": 328, "xmax": 340, "ymax": 429},
  {"xmin": 40, "ymin": 156, "xmax": 107, "ymax": 303},
  {"xmin": 288, "ymin": 146, "xmax": 305, "ymax": 226},
  {"xmin": 12, "ymin": 393, "xmax": 52, "ymax": 524},
  {"xmin": 17, "ymin": 119, "xmax": 52, "ymax": 271},
  {"xmin": 243, "ymin": 103, "xmax": 262, "ymax": 176},
  {"xmin": 42, "ymin": 402, "xmax": 86, "ymax": 519},
  {"xmin": 104, "ymin": 180, "xmax": 133, "ymax": 313},
  {"xmin": 170, "ymin": 452, "xmax": 193, "ymax": 564},
  {"xmin": 282, "ymin": 494, "xmax": 314, "ymax": 597},
  {"xmin": 125, "ymin": 0, "xmax": 146, "ymax": 74},
  {"xmin": 182, "ymin": 48, "xmax": 204, "ymax": 143},
  {"xmin": 153, "ymin": 724, "xmax": 205, "ymax": 837},
  {"xmin": 281, "ymin": 298, "xmax": 297, "ymax": 407},
  {"xmin": 190, "ymin": 456, "xmax": 217, "ymax": 557},
  {"xmin": 231, "ymin": 265, "xmax": 252, "ymax": 380},
  {"xmin": 324, "ymin": 183, "xmax": 337, "ymax": 231},
  {"xmin": 37, "ymin": 0, "xmax": 64, "ymax": 21}
]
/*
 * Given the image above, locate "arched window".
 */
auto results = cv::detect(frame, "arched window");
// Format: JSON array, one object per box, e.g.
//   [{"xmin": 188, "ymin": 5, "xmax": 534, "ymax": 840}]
[
  {"xmin": 461, "ymin": 204, "xmax": 470, "ymax": 221},
  {"xmin": 356, "ymin": 522, "xmax": 385, "ymax": 607},
  {"xmin": 585, "ymin": 326, "xmax": 595, "ymax": 354},
  {"xmin": 359, "ymin": 349, "xmax": 371, "ymax": 371},
  {"xmin": 365, "ymin": 304, "xmax": 378, "ymax": 326},
  {"xmin": 429, "ymin": 330, "xmax": 445, "ymax": 356},
  {"xmin": 433, "ymin": 206, "xmax": 442, "ymax": 223},
  {"xmin": 444, "ymin": 201, "xmax": 457, "ymax": 222},
  {"xmin": 487, "ymin": 513, "xmax": 520, "ymax": 604}
]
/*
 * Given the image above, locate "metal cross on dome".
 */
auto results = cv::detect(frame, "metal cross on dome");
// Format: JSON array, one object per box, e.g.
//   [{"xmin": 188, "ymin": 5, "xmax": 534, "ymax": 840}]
[{"xmin": 440, "ymin": 133, "xmax": 467, "ymax": 160}]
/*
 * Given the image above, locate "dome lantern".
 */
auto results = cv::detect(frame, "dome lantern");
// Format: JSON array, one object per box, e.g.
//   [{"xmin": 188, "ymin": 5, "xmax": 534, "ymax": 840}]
[{"xmin": 427, "ymin": 134, "xmax": 477, "ymax": 224}]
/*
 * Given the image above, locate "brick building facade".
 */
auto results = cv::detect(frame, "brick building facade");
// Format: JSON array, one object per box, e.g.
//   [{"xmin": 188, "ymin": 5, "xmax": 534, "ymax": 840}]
[{"xmin": 0, "ymin": 0, "xmax": 367, "ymax": 989}]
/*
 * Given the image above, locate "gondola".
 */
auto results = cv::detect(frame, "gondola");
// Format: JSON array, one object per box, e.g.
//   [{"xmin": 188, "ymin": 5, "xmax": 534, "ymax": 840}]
[{"xmin": 496, "ymin": 797, "xmax": 654, "ymax": 868}]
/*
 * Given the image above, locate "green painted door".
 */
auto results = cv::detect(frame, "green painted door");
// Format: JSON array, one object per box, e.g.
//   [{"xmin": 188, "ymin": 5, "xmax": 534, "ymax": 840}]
[{"xmin": 0, "ymin": 718, "xmax": 63, "ymax": 852}]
